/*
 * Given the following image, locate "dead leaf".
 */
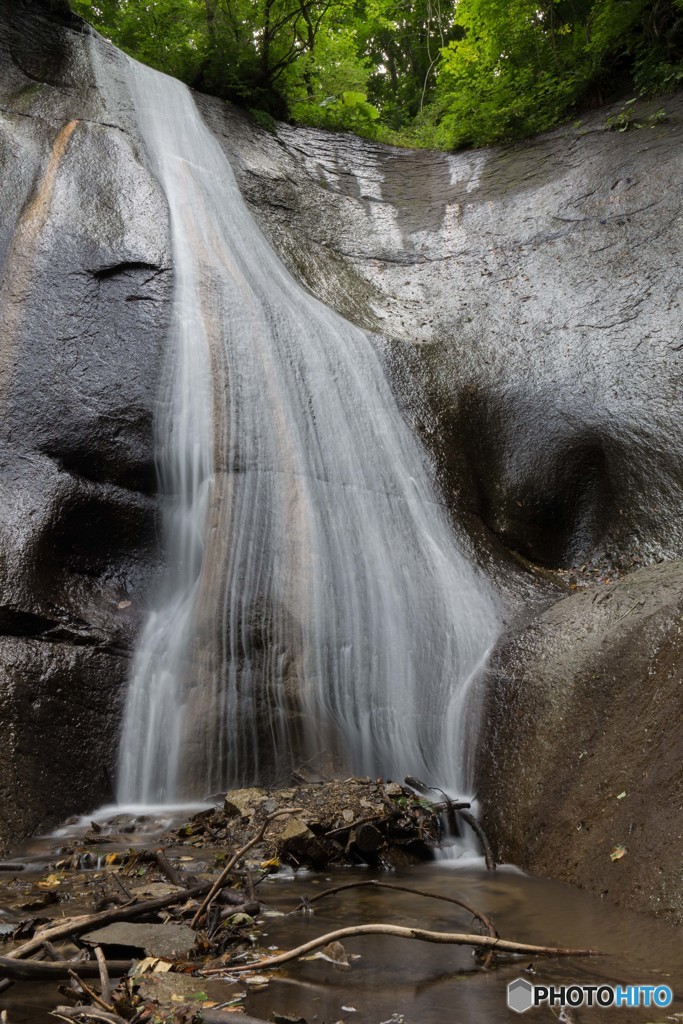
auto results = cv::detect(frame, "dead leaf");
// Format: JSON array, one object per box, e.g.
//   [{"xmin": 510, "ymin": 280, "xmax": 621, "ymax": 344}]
[
  {"xmin": 129, "ymin": 957, "xmax": 174, "ymax": 977},
  {"xmin": 36, "ymin": 874, "xmax": 62, "ymax": 889},
  {"xmin": 225, "ymin": 913, "xmax": 254, "ymax": 927},
  {"xmin": 610, "ymin": 844, "xmax": 627, "ymax": 861}
]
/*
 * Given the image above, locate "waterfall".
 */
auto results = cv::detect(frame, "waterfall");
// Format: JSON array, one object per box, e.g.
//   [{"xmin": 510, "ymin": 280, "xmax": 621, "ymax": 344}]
[{"xmin": 116, "ymin": 58, "xmax": 500, "ymax": 807}]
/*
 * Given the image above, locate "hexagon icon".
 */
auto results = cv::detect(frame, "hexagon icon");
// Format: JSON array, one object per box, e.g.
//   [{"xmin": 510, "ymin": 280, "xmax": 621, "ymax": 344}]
[{"xmin": 508, "ymin": 978, "xmax": 534, "ymax": 1013}]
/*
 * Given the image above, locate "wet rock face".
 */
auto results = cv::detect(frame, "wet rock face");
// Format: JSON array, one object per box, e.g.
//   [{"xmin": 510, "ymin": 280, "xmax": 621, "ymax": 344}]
[
  {"xmin": 0, "ymin": 640, "xmax": 123, "ymax": 845},
  {"xmin": 477, "ymin": 561, "xmax": 683, "ymax": 925},
  {"xmin": 201, "ymin": 94, "xmax": 683, "ymax": 572},
  {"xmin": 0, "ymin": 1, "xmax": 171, "ymax": 849},
  {"xmin": 2, "ymin": 1, "xmax": 681, "ymax": 884},
  {"xmin": 198, "ymin": 101, "xmax": 683, "ymax": 922}
]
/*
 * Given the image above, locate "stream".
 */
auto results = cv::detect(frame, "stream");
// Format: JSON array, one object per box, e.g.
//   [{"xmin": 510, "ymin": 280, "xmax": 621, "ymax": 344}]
[{"xmin": 1, "ymin": 814, "xmax": 681, "ymax": 1024}]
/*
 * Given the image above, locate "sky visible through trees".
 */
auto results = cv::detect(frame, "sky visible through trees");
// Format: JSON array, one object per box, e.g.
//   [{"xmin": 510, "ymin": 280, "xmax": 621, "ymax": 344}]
[{"xmin": 71, "ymin": 0, "xmax": 683, "ymax": 149}]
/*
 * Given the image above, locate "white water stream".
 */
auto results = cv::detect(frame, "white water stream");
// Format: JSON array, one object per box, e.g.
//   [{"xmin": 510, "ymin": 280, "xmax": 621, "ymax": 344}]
[{"xmin": 116, "ymin": 59, "xmax": 500, "ymax": 806}]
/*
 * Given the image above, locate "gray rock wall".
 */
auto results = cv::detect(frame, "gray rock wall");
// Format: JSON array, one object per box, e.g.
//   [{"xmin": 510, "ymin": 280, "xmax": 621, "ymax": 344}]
[
  {"xmin": 198, "ymin": 88, "xmax": 683, "ymax": 924},
  {"xmin": 0, "ymin": 2, "xmax": 171, "ymax": 848},
  {"xmin": 200, "ymin": 92, "xmax": 683, "ymax": 575}
]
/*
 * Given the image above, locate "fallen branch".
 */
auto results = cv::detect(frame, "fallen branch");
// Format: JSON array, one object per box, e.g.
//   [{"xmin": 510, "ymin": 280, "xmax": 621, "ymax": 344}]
[
  {"xmin": 67, "ymin": 969, "xmax": 115, "ymax": 1014},
  {"xmin": 51, "ymin": 1006, "xmax": 126, "ymax": 1024},
  {"xmin": 425, "ymin": 799, "xmax": 472, "ymax": 813},
  {"xmin": 0, "ymin": 958, "xmax": 132, "ymax": 981},
  {"xmin": 325, "ymin": 813, "xmax": 386, "ymax": 838},
  {"xmin": 299, "ymin": 879, "xmax": 498, "ymax": 940},
  {"xmin": 191, "ymin": 808, "xmax": 304, "ymax": 929},
  {"xmin": 0, "ymin": 947, "xmax": 50, "ymax": 996},
  {"xmin": 403, "ymin": 777, "xmax": 469, "ymax": 810},
  {"xmin": 402, "ymin": 776, "xmax": 491, "ymax": 865},
  {"xmin": 93, "ymin": 947, "xmax": 111, "ymax": 1007},
  {"xmin": 152, "ymin": 848, "xmax": 184, "ymax": 888},
  {"xmin": 202, "ymin": 924, "xmax": 602, "ymax": 974},
  {"xmin": 458, "ymin": 810, "xmax": 496, "ymax": 871}
]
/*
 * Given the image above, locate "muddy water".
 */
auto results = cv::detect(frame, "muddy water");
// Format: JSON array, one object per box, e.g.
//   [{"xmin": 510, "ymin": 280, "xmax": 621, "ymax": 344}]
[
  {"xmin": 249, "ymin": 864, "xmax": 683, "ymax": 1023},
  {"xmin": 1, "ymin": 823, "xmax": 680, "ymax": 1024}
]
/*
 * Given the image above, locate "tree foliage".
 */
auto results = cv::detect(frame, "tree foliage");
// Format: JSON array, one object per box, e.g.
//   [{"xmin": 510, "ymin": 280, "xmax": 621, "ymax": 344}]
[{"xmin": 71, "ymin": 0, "xmax": 683, "ymax": 148}]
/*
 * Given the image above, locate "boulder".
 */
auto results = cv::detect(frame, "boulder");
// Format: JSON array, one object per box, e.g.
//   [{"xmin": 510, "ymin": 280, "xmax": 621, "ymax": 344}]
[
  {"xmin": 477, "ymin": 560, "xmax": 683, "ymax": 924},
  {"xmin": 278, "ymin": 816, "xmax": 326, "ymax": 863},
  {"xmin": 224, "ymin": 788, "xmax": 270, "ymax": 819}
]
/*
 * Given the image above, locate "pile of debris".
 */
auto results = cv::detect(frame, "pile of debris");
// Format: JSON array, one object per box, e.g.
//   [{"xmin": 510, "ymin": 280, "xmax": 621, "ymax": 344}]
[{"xmin": 172, "ymin": 777, "xmax": 460, "ymax": 870}]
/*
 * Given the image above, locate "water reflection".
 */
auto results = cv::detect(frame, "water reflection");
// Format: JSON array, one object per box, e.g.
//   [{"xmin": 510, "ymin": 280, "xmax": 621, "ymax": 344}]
[{"xmin": 247, "ymin": 863, "xmax": 683, "ymax": 1023}]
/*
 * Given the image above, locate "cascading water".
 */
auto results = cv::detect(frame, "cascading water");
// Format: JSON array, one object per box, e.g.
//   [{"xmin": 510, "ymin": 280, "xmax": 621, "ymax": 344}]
[{"xmin": 116, "ymin": 58, "xmax": 500, "ymax": 808}]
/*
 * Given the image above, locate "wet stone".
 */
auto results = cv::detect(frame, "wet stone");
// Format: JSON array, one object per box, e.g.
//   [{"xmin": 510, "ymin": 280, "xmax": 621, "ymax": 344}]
[
  {"xmin": 82, "ymin": 922, "xmax": 196, "ymax": 958},
  {"xmin": 134, "ymin": 973, "xmax": 235, "ymax": 1005},
  {"xmin": 279, "ymin": 817, "xmax": 325, "ymax": 863},
  {"xmin": 224, "ymin": 787, "xmax": 269, "ymax": 819}
]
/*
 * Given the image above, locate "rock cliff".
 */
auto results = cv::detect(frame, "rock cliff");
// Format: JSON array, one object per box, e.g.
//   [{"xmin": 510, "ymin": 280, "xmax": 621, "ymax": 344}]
[
  {"xmin": 0, "ymin": 0, "xmax": 681, "ymax": 927},
  {"xmin": 0, "ymin": 0, "xmax": 171, "ymax": 843}
]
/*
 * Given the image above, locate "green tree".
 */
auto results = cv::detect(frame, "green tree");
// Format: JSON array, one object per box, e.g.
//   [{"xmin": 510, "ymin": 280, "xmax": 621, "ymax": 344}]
[
  {"xmin": 71, "ymin": 0, "xmax": 683, "ymax": 149},
  {"xmin": 73, "ymin": 0, "xmax": 209, "ymax": 82}
]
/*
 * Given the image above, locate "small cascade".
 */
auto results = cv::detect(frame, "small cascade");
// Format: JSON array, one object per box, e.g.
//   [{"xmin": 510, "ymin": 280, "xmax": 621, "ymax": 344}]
[{"xmin": 116, "ymin": 57, "xmax": 500, "ymax": 808}]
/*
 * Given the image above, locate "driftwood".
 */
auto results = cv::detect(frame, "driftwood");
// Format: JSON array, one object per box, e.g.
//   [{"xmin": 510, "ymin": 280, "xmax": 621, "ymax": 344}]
[
  {"xmin": 126, "ymin": 849, "xmax": 185, "ymax": 888},
  {"xmin": 325, "ymin": 813, "xmax": 386, "ymax": 838},
  {"xmin": 191, "ymin": 808, "xmax": 304, "ymax": 928},
  {"xmin": 67, "ymin": 970, "xmax": 115, "ymax": 1014},
  {"xmin": 0, "ymin": 957, "xmax": 133, "ymax": 981},
  {"xmin": 403, "ymin": 776, "xmax": 470, "ymax": 812},
  {"xmin": 458, "ymin": 810, "xmax": 496, "ymax": 871},
  {"xmin": 93, "ymin": 947, "xmax": 111, "ymax": 1008},
  {"xmin": 403, "ymin": 776, "xmax": 495, "ymax": 868},
  {"xmin": 202, "ymin": 924, "xmax": 602, "ymax": 974},
  {"xmin": 153, "ymin": 848, "xmax": 185, "ymax": 887},
  {"xmin": 51, "ymin": 1007, "xmax": 126, "ymax": 1024},
  {"xmin": 300, "ymin": 878, "xmax": 498, "ymax": 939}
]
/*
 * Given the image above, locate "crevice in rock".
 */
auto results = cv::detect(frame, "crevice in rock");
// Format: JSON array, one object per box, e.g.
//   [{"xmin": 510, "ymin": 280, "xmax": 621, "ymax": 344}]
[
  {"xmin": 90, "ymin": 261, "xmax": 163, "ymax": 280},
  {"xmin": 0, "ymin": 607, "xmax": 117, "ymax": 649},
  {"xmin": 47, "ymin": 449, "xmax": 158, "ymax": 498},
  {"xmin": 0, "ymin": 607, "xmax": 59, "ymax": 638}
]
